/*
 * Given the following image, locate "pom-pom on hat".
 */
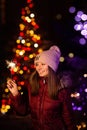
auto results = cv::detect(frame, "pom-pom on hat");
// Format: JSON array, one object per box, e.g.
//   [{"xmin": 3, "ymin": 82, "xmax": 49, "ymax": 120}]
[{"xmin": 34, "ymin": 45, "xmax": 61, "ymax": 72}]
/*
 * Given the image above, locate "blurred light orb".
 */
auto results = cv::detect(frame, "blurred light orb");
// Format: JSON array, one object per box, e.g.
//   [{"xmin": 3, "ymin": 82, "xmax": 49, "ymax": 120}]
[
  {"xmin": 79, "ymin": 38, "xmax": 86, "ymax": 45},
  {"xmin": 69, "ymin": 6, "xmax": 76, "ymax": 13},
  {"xmin": 56, "ymin": 14, "xmax": 62, "ymax": 20}
]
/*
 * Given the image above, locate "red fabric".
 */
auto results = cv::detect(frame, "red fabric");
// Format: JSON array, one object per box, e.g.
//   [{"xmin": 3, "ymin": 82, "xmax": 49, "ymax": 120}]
[{"xmin": 10, "ymin": 78, "xmax": 77, "ymax": 130}]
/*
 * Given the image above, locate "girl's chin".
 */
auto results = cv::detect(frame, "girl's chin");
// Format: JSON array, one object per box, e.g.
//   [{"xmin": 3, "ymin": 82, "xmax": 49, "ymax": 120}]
[
  {"xmin": 38, "ymin": 73, "xmax": 46, "ymax": 77},
  {"xmin": 39, "ymin": 74, "xmax": 48, "ymax": 77},
  {"xmin": 39, "ymin": 74, "xmax": 45, "ymax": 77}
]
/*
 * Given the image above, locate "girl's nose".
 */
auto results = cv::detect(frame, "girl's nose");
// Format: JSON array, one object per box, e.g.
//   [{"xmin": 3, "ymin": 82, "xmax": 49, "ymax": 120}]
[{"xmin": 38, "ymin": 64, "xmax": 42, "ymax": 69}]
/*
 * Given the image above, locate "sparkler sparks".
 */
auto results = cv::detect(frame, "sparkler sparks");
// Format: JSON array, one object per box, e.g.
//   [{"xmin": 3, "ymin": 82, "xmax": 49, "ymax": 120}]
[{"xmin": 6, "ymin": 60, "xmax": 16, "ymax": 69}]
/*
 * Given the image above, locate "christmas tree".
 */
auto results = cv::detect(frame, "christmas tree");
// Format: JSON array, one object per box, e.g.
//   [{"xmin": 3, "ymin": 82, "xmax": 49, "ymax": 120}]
[
  {"xmin": 0, "ymin": 0, "xmax": 44, "ymax": 115},
  {"xmin": 9, "ymin": 0, "xmax": 41, "ymax": 83}
]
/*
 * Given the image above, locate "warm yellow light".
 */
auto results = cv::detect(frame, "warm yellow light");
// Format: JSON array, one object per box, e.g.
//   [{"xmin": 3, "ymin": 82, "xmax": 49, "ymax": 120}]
[
  {"xmin": 68, "ymin": 53, "xmax": 74, "ymax": 58},
  {"xmin": 60, "ymin": 56, "xmax": 64, "ymax": 62},
  {"xmin": 13, "ymin": 67, "xmax": 19, "ymax": 72},
  {"xmin": 26, "ymin": 30, "xmax": 30, "ymax": 34},
  {"xmin": 1, "ymin": 107, "xmax": 7, "ymax": 114},
  {"xmin": 81, "ymin": 122, "xmax": 86, "ymax": 128},
  {"xmin": 26, "ymin": 42, "xmax": 31, "ymax": 46},
  {"xmin": 25, "ymin": 16, "xmax": 31, "ymax": 23},
  {"xmin": 5, "ymin": 88, "xmax": 9, "ymax": 93},
  {"xmin": 19, "ymin": 70, "xmax": 23, "ymax": 74},
  {"xmin": 21, "ymin": 92, "xmax": 23, "ymax": 95},
  {"xmin": 16, "ymin": 39, "xmax": 20, "ymax": 44},
  {"xmin": 6, "ymin": 105, "xmax": 11, "ymax": 109},
  {"xmin": 29, "ymin": 30, "xmax": 34, "ymax": 36},
  {"xmin": 19, "ymin": 24, "xmax": 25, "ymax": 31},
  {"xmin": 16, "ymin": 49, "xmax": 20, "ymax": 54},
  {"xmin": 33, "ymin": 34, "xmax": 37, "ymax": 39},
  {"xmin": 29, "ymin": 54, "xmax": 34, "ymax": 59},
  {"xmin": 18, "ymin": 86, "xmax": 22, "ymax": 90},
  {"xmin": 37, "ymin": 35, "xmax": 40, "ymax": 40},
  {"xmin": 19, "ymin": 50, "xmax": 25, "ymax": 56},
  {"xmin": 38, "ymin": 48, "xmax": 43, "ymax": 53},
  {"xmin": 76, "ymin": 125, "xmax": 81, "ymax": 130}
]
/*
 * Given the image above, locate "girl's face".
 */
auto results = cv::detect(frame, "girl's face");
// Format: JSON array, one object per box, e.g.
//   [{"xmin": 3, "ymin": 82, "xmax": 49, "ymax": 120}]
[{"xmin": 34, "ymin": 62, "xmax": 49, "ymax": 77}]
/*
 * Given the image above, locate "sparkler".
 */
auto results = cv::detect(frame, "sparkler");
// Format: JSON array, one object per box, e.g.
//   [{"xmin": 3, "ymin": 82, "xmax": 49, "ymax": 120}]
[{"xmin": 6, "ymin": 60, "xmax": 16, "ymax": 78}]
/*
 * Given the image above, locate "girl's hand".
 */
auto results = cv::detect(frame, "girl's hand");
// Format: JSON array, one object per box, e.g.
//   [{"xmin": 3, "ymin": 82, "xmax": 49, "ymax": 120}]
[{"xmin": 7, "ymin": 78, "xmax": 19, "ymax": 96}]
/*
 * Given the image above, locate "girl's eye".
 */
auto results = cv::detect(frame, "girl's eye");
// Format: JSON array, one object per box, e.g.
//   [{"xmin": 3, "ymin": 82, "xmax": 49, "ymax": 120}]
[
  {"xmin": 35, "ymin": 63, "xmax": 38, "ymax": 66},
  {"xmin": 42, "ymin": 63, "xmax": 45, "ymax": 65}
]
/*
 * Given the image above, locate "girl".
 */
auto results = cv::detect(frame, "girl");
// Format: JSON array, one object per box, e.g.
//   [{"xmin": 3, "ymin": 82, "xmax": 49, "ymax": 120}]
[{"xmin": 7, "ymin": 45, "xmax": 77, "ymax": 130}]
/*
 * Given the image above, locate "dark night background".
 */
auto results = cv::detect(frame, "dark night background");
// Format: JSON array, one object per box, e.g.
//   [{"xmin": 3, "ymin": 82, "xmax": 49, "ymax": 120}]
[
  {"xmin": 0, "ymin": 0, "xmax": 87, "ymax": 57},
  {"xmin": 0, "ymin": 0, "xmax": 87, "ymax": 58},
  {"xmin": 0, "ymin": 0, "xmax": 87, "ymax": 79},
  {"xmin": 0, "ymin": 0, "xmax": 87, "ymax": 129}
]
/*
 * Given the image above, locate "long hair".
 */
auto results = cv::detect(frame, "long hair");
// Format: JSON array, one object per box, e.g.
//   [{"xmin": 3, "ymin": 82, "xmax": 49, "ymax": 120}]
[{"xmin": 29, "ymin": 67, "xmax": 61, "ymax": 99}]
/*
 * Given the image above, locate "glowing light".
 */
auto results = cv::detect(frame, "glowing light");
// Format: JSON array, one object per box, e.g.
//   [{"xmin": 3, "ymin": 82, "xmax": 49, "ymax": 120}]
[
  {"xmin": 4, "ymin": 88, "xmax": 9, "ymax": 93},
  {"xmin": 60, "ymin": 56, "xmax": 64, "ymax": 62},
  {"xmin": 79, "ymin": 38, "xmax": 86, "ymax": 45},
  {"xmin": 84, "ymin": 88, "xmax": 87, "ymax": 92},
  {"xmin": 26, "ymin": 42, "xmax": 31, "ymax": 46},
  {"xmin": 16, "ymin": 49, "xmax": 20, "ymax": 54},
  {"xmin": 29, "ymin": 30, "xmax": 34, "ymax": 36},
  {"xmin": 68, "ymin": 53, "xmax": 74, "ymax": 58},
  {"xmin": 19, "ymin": 24, "xmax": 25, "ymax": 31},
  {"xmin": 18, "ymin": 86, "xmax": 22, "ymax": 90},
  {"xmin": 6, "ymin": 105, "xmax": 11, "ymax": 109},
  {"xmin": 14, "ymin": 67, "xmax": 19, "ymax": 72},
  {"xmin": 34, "ymin": 43, "xmax": 38, "ymax": 48},
  {"xmin": 71, "ymin": 92, "xmax": 80, "ymax": 98},
  {"xmin": 30, "ymin": 13, "xmax": 35, "ymax": 18},
  {"xmin": 21, "ymin": 39, "xmax": 25, "ymax": 44},
  {"xmin": 77, "ymin": 107, "xmax": 82, "ymax": 111},
  {"xmin": 83, "ymin": 73, "xmax": 87, "ymax": 77},
  {"xmin": 20, "ymin": 81, "xmax": 24, "ymax": 85},
  {"xmin": 74, "ymin": 24, "xmax": 83, "ymax": 31},
  {"xmin": 19, "ymin": 50, "xmax": 25, "ymax": 56},
  {"xmin": 29, "ymin": 54, "xmax": 34, "ymax": 58},
  {"xmin": 77, "ymin": 11, "xmax": 84, "ymax": 18},
  {"xmin": 74, "ymin": 15, "xmax": 81, "ymax": 22},
  {"xmin": 81, "ymin": 122, "xmax": 86, "ymax": 128},
  {"xmin": 81, "ymin": 14, "xmax": 87, "ymax": 21},
  {"xmin": 24, "ymin": 56, "xmax": 29, "ymax": 61},
  {"xmin": 69, "ymin": 6, "xmax": 76, "ymax": 13},
  {"xmin": 38, "ymin": 48, "xmax": 43, "ymax": 53},
  {"xmin": 6, "ymin": 60, "xmax": 16, "ymax": 69},
  {"xmin": 16, "ymin": 39, "xmax": 21, "ymax": 44},
  {"xmin": 25, "ymin": 16, "xmax": 31, "ymax": 22},
  {"xmin": 19, "ymin": 70, "xmax": 23, "ymax": 74},
  {"xmin": 81, "ymin": 29, "xmax": 87, "ymax": 36}
]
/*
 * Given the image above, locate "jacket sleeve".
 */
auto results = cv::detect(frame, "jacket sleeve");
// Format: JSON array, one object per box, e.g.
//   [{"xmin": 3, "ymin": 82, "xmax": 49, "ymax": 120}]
[
  {"xmin": 10, "ymin": 90, "xmax": 30, "ymax": 116},
  {"xmin": 58, "ymin": 88, "xmax": 77, "ymax": 130}
]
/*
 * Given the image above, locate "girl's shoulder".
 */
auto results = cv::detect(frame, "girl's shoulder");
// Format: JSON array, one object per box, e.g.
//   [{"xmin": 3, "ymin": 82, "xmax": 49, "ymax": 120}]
[{"xmin": 58, "ymin": 71, "xmax": 73, "ymax": 91}]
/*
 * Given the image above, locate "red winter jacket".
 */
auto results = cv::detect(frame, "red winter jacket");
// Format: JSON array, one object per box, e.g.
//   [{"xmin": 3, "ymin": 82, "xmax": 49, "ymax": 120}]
[{"xmin": 10, "ymin": 78, "xmax": 77, "ymax": 130}]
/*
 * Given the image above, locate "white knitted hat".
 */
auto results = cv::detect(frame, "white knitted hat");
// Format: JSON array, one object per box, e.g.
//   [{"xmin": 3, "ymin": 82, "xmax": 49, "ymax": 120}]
[{"xmin": 34, "ymin": 45, "xmax": 61, "ymax": 72}]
